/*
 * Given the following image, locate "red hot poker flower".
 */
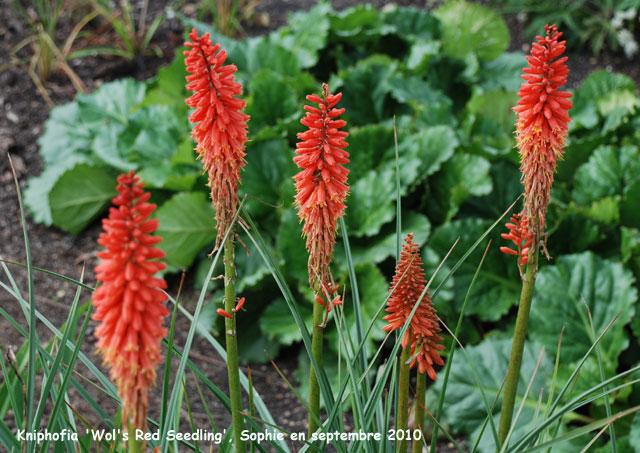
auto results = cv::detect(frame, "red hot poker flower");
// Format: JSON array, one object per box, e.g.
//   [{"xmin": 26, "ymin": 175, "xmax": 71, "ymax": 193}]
[
  {"xmin": 383, "ymin": 233, "xmax": 444, "ymax": 380},
  {"xmin": 293, "ymin": 83, "xmax": 349, "ymax": 288},
  {"xmin": 92, "ymin": 171, "xmax": 168, "ymax": 431},
  {"xmin": 514, "ymin": 24, "xmax": 572, "ymax": 246},
  {"xmin": 184, "ymin": 28, "xmax": 249, "ymax": 250}
]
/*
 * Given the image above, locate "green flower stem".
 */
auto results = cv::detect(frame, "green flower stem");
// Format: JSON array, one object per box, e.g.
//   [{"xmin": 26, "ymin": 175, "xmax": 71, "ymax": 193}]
[
  {"xmin": 224, "ymin": 237, "xmax": 246, "ymax": 453},
  {"xmin": 308, "ymin": 292, "xmax": 325, "ymax": 437},
  {"xmin": 497, "ymin": 258, "xmax": 537, "ymax": 447},
  {"xmin": 412, "ymin": 371, "xmax": 426, "ymax": 453},
  {"xmin": 128, "ymin": 423, "xmax": 142, "ymax": 453},
  {"xmin": 397, "ymin": 344, "xmax": 411, "ymax": 453}
]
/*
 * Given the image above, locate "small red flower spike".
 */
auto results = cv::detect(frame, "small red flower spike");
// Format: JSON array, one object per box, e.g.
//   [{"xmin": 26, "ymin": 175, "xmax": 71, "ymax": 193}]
[
  {"xmin": 217, "ymin": 308, "xmax": 233, "ymax": 319},
  {"xmin": 500, "ymin": 212, "xmax": 533, "ymax": 277},
  {"xmin": 383, "ymin": 233, "xmax": 444, "ymax": 380},
  {"xmin": 293, "ymin": 83, "xmax": 349, "ymax": 291},
  {"xmin": 184, "ymin": 28, "xmax": 250, "ymax": 251},
  {"xmin": 514, "ymin": 24, "xmax": 572, "ymax": 251},
  {"xmin": 92, "ymin": 171, "xmax": 168, "ymax": 432}
]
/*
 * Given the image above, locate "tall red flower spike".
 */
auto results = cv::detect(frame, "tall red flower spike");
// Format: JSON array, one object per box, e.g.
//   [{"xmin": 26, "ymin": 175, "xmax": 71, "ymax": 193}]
[
  {"xmin": 383, "ymin": 233, "xmax": 444, "ymax": 381},
  {"xmin": 293, "ymin": 83, "xmax": 349, "ymax": 288},
  {"xmin": 92, "ymin": 171, "xmax": 168, "ymax": 432},
  {"xmin": 514, "ymin": 24, "xmax": 572, "ymax": 250},
  {"xmin": 500, "ymin": 212, "xmax": 533, "ymax": 277},
  {"xmin": 184, "ymin": 28, "xmax": 249, "ymax": 250}
]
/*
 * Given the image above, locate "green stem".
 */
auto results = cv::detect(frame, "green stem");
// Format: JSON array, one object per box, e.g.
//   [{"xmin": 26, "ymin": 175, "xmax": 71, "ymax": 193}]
[
  {"xmin": 397, "ymin": 344, "xmax": 411, "ymax": 453},
  {"xmin": 412, "ymin": 372, "xmax": 426, "ymax": 453},
  {"xmin": 128, "ymin": 422, "xmax": 142, "ymax": 453},
  {"xmin": 308, "ymin": 292, "xmax": 325, "ymax": 437},
  {"xmin": 497, "ymin": 259, "xmax": 537, "ymax": 448},
  {"xmin": 224, "ymin": 237, "xmax": 246, "ymax": 453}
]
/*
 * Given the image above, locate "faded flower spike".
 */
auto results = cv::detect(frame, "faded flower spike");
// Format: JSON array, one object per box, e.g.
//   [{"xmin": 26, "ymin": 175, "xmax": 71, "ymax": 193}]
[
  {"xmin": 515, "ymin": 24, "xmax": 572, "ymax": 250},
  {"xmin": 92, "ymin": 171, "xmax": 168, "ymax": 432},
  {"xmin": 383, "ymin": 233, "xmax": 444, "ymax": 380},
  {"xmin": 293, "ymin": 83, "xmax": 349, "ymax": 288},
  {"xmin": 184, "ymin": 28, "xmax": 249, "ymax": 250}
]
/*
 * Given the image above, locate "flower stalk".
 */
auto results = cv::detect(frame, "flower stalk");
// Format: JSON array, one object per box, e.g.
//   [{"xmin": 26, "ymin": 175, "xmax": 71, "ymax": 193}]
[
  {"xmin": 498, "ymin": 24, "xmax": 571, "ymax": 446},
  {"xmin": 397, "ymin": 343, "xmax": 412, "ymax": 453},
  {"xmin": 412, "ymin": 372, "xmax": 427, "ymax": 453},
  {"xmin": 308, "ymin": 283, "xmax": 325, "ymax": 437},
  {"xmin": 224, "ymin": 236, "xmax": 246, "ymax": 453}
]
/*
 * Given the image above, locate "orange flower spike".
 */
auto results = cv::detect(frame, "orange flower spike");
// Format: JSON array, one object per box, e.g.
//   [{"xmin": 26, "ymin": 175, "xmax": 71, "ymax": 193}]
[
  {"xmin": 92, "ymin": 171, "xmax": 168, "ymax": 432},
  {"xmin": 293, "ymin": 83, "xmax": 349, "ymax": 288},
  {"xmin": 514, "ymin": 24, "xmax": 572, "ymax": 246},
  {"xmin": 184, "ymin": 28, "xmax": 249, "ymax": 250},
  {"xmin": 383, "ymin": 233, "xmax": 444, "ymax": 380}
]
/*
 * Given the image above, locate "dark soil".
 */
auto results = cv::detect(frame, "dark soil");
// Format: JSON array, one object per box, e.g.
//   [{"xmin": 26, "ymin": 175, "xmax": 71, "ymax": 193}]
[{"xmin": 0, "ymin": 1, "xmax": 637, "ymax": 452}]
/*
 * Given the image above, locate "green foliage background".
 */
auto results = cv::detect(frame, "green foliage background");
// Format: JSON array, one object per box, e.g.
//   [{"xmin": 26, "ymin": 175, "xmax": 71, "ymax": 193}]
[{"xmin": 24, "ymin": 1, "xmax": 640, "ymax": 449}]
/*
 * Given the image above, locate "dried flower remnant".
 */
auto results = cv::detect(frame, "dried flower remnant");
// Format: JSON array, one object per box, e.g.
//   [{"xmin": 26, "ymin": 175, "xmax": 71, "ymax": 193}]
[
  {"xmin": 184, "ymin": 28, "xmax": 249, "ymax": 250},
  {"xmin": 293, "ymin": 83, "xmax": 349, "ymax": 289},
  {"xmin": 514, "ymin": 24, "xmax": 572, "ymax": 249},
  {"xmin": 92, "ymin": 171, "xmax": 168, "ymax": 432},
  {"xmin": 383, "ymin": 233, "xmax": 444, "ymax": 380}
]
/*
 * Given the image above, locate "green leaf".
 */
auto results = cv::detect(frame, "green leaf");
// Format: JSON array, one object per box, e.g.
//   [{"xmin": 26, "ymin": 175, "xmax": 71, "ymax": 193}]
[
  {"xmin": 241, "ymin": 38, "xmax": 301, "ymax": 78},
  {"xmin": 277, "ymin": 209, "xmax": 308, "ymax": 283},
  {"xmin": 429, "ymin": 218, "xmax": 521, "ymax": 321},
  {"xmin": 329, "ymin": 4, "xmax": 389, "ymax": 45},
  {"xmin": 477, "ymin": 52, "xmax": 528, "ymax": 92},
  {"xmin": 37, "ymin": 102, "xmax": 92, "ymax": 165},
  {"xmin": 428, "ymin": 338, "xmax": 552, "ymax": 445},
  {"xmin": 630, "ymin": 412, "xmax": 640, "ymax": 453},
  {"xmin": 260, "ymin": 298, "xmax": 311, "ymax": 346},
  {"xmin": 235, "ymin": 237, "xmax": 270, "ymax": 293},
  {"xmin": 383, "ymin": 7, "xmax": 441, "ymax": 42},
  {"xmin": 335, "ymin": 211, "xmax": 431, "ymax": 268},
  {"xmin": 394, "ymin": 125, "xmax": 458, "ymax": 190},
  {"xmin": 347, "ymin": 124, "xmax": 394, "ymax": 182},
  {"xmin": 529, "ymin": 252, "xmax": 637, "ymax": 364},
  {"xmin": 344, "ymin": 168, "xmax": 396, "ymax": 237},
  {"xmin": 142, "ymin": 52, "xmax": 189, "ymax": 111},
  {"xmin": 334, "ymin": 55, "xmax": 397, "ymax": 125},
  {"xmin": 24, "ymin": 155, "xmax": 90, "ymax": 225},
  {"xmin": 76, "ymin": 78, "xmax": 146, "ymax": 125},
  {"xmin": 621, "ymin": 179, "xmax": 640, "ymax": 228},
  {"xmin": 271, "ymin": 1, "xmax": 331, "ymax": 68},
  {"xmin": 427, "ymin": 153, "xmax": 493, "ymax": 223},
  {"xmin": 240, "ymin": 138, "xmax": 297, "ymax": 217},
  {"xmin": 154, "ymin": 192, "xmax": 217, "ymax": 268},
  {"xmin": 49, "ymin": 164, "xmax": 117, "ymax": 235},
  {"xmin": 573, "ymin": 145, "xmax": 640, "ymax": 205},
  {"xmin": 434, "ymin": 0, "xmax": 509, "ymax": 61},
  {"xmin": 246, "ymin": 70, "xmax": 299, "ymax": 130}
]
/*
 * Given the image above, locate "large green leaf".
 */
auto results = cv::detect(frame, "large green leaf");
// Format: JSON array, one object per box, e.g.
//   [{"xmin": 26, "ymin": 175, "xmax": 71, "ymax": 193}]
[
  {"xmin": 260, "ymin": 298, "xmax": 311, "ymax": 346},
  {"xmin": 76, "ymin": 78, "xmax": 146, "ymax": 125},
  {"xmin": 271, "ymin": 1, "xmax": 331, "ymax": 68},
  {"xmin": 347, "ymin": 124, "xmax": 394, "ymax": 182},
  {"xmin": 427, "ymin": 153, "xmax": 493, "ymax": 223},
  {"xmin": 428, "ymin": 218, "xmax": 521, "ymax": 321},
  {"xmin": 277, "ymin": 209, "xmax": 308, "ymax": 283},
  {"xmin": 335, "ymin": 211, "xmax": 431, "ymax": 268},
  {"xmin": 434, "ymin": 0, "xmax": 509, "ymax": 62},
  {"xmin": 240, "ymin": 138, "xmax": 297, "ymax": 217},
  {"xmin": 383, "ymin": 7, "xmax": 441, "ymax": 42},
  {"xmin": 246, "ymin": 70, "xmax": 299, "ymax": 130},
  {"xmin": 394, "ymin": 125, "xmax": 458, "ymax": 191},
  {"xmin": 24, "ymin": 154, "xmax": 90, "ymax": 225},
  {"xmin": 344, "ymin": 168, "xmax": 395, "ymax": 237},
  {"xmin": 630, "ymin": 412, "xmax": 640, "ymax": 453},
  {"xmin": 428, "ymin": 338, "xmax": 552, "ymax": 449},
  {"xmin": 154, "ymin": 192, "xmax": 217, "ymax": 268},
  {"xmin": 49, "ymin": 164, "xmax": 117, "ymax": 235},
  {"xmin": 573, "ymin": 145, "xmax": 640, "ymax": 205},
  {"xmin": 328, "ymin": 4, "xmax": 389, "ymax": 45},
  {"xmin": 529, "ymin": 252, "xmax": 637, "ymax": 364},
  {"xmin": 334, "ymin": 55, "xmax": 397, "ymax": 125},
  {"xmin": 37, "ymin": 102, "xmax": 92, "ymax": 165}
]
